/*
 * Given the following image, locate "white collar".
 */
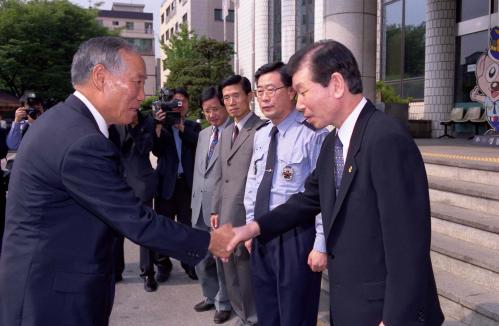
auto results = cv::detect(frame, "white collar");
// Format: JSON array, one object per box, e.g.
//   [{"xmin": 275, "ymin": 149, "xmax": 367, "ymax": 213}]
[
  {"xmin": 73, "ymin": 91, "xmax": 109, "ymax": 139},
  {"xmin": 337, "ymin": 97, "xmax": 367, "ymax": 159},
  {"xmin": 235, "ymin": 111, "xmax": 252, "ymax": 130}
]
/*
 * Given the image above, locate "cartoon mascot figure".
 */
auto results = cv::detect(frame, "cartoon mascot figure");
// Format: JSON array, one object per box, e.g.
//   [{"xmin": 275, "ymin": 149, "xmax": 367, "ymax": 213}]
[{"xmin": 471, "ymin": 26, "xmax": 499, "ymax": 132}]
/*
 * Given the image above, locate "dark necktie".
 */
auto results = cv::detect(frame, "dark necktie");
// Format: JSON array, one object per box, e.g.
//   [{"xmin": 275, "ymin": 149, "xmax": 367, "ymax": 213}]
[
  {"xmin": 334, "ymin": 133, "xmax": 344, "ymax": 195},
  {"xmin": 206, "ymin": 127, "xmax": 219, "ymax": 165},
  {"xmin": 254, "ymin": 126, "xmax": 279, "ymax": 218},
  {"xmin": 231, "ymin": 124, "xmax": 239, "ymax": 148}
]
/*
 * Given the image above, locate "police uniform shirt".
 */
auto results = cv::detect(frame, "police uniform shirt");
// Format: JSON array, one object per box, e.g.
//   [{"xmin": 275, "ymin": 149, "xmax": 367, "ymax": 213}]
[{"xmin": 244, "ymin": 109, "xmax": 328, "ymax": 251}]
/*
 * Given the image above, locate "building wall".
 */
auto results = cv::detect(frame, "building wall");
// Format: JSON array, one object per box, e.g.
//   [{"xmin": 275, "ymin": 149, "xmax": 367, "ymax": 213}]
[{"xmin": 159, "ymin": 0, "xmax": 234, "ymax": 87}]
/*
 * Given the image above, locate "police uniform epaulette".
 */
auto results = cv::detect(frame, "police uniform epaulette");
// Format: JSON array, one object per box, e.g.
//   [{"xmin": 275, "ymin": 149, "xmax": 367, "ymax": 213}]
[
  {"xmin": 256, "ymin": 120, "xmax": 271, "ymax": 130},
  {"xmin": 301, "ymin": 120, "xmax": 317, "ymax": 131}
]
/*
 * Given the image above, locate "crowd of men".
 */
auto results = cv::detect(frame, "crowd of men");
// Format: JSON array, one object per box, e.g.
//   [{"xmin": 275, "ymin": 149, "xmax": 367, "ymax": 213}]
[{"xmin": 0, "ymin": 36, "xmax": 444, "ymax": 326}]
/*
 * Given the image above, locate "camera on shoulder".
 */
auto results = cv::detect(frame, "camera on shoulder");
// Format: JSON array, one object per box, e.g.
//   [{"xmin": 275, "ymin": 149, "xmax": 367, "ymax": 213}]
[{"xmin": 152, "ymin": 88, "xmax": 182, "ymax": 126}]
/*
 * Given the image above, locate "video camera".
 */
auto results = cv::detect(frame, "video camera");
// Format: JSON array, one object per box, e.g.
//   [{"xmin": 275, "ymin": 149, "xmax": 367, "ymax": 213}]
[
  {"xmin": 152, "ymin": 88, "xmax": 182, "ymax": 125},
  {"xmin": 20, "ymin": 91, "xmax": 41, "ymax": 120}
]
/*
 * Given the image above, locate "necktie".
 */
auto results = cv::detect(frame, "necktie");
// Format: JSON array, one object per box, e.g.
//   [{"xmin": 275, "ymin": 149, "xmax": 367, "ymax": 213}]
[
  {"xmin": 254, "ymin": 126, "xmax": 279, "ymax": 218},
  {"xmin": 231, "ymin": 125, "xmax": 239, "ymax": 148},
  {"xmin": 206, "ymin": 127, "xmax": 219, "ymax": 165},
  {"xmin": 334, "ymin": 133, "xmax": 344, "ymax": 195}
]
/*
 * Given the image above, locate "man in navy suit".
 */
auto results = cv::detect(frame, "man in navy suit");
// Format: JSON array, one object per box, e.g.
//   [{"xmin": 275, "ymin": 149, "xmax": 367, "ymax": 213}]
[
  {"xmin": 0, "ymin": 36, "xmax": 230, "ymax": 326},
  {"xmin": 153, "ymin": 87, "xmax": 201, "ymax": 281},
  {"xmin": 226, "ymin": 40, "xmax": 444, "ymax": 326}
]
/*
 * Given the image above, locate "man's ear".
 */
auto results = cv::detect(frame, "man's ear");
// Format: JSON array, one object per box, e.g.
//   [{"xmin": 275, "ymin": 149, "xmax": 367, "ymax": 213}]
[
  {"xmin": 288, "ymin": 87, "xmax": 297, "ymax": 101},
  {"xmin": 329, "ymin": 72, "xmax": 345, "ymax": 99},
  {"xmin": 91, "ymin": 64, "xmax": 107, "ymax": 91}
]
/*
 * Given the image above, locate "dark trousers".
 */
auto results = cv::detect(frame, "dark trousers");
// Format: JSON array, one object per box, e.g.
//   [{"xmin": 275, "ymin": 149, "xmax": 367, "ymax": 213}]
[
  {"xmin": 138, "ymin": 200, "xmax": 156, "ymax": 276},
  {"xmin": 251, "ymin": 224, "xmax": 322, "ymax": 326},
  {"xmin": 0, "ymin": 188, "xmax": 5, "ymax": 255},
  {"xmin": 154, "ymin": 177, "xmax": 193, "ymax": 273}
]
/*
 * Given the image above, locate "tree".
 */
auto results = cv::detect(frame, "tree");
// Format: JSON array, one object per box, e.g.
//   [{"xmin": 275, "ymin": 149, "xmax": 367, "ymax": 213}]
[
  {"xmin": 162, "ymin": 24, "xmax": 234, "ymax": 119},
  {"xmin": 0, "ymin": 0, "xmax": 113, "ymax": 102}
]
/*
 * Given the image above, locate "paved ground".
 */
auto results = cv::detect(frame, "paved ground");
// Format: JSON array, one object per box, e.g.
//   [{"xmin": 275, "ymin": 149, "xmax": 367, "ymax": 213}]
[{"xmin": 110, "ymin": 240, "xmax": 330, "ymax": 326}]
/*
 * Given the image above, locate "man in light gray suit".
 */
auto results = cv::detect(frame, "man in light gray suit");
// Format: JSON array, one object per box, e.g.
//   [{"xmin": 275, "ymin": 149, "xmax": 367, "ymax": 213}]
[
  {"xmin": 191, "ymin": 86, "xmax": 232, "ymax": 324},
  {"xmin": 211, "ymin": 75, "xmax": 265, "ymax": 325}
]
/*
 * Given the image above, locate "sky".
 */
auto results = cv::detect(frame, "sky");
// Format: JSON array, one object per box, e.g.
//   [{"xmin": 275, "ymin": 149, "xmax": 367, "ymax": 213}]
[{"xmin": 69, "ymin": 0, "xmax": 165, "ymax": 57}]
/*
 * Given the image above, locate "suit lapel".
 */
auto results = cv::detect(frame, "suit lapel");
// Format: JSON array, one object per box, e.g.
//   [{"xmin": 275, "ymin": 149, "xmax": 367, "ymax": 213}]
[
  {"xmin": 206, "ymin": 119, "xmax": 231, "ymax": 172},
  {"xmin": 227, "ymin": 113, "xmax": 255, "ymax": 161},
  {"xmin": 326, "ymin": 102, "xmax": 376, "ymax": 238}
]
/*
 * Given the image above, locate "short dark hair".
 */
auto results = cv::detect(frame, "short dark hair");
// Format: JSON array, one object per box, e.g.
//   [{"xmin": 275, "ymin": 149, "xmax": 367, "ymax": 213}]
[
  {"xmin": 287, "ymin": 40, "xmax": 362, "ymax": 94},
  {"xmin": 255, "ymin": 61, "xmax": 292, "ymax": 87},
  {"xmin": 219, "ymin": 75, "xmax": 252, "ymax": 95},
  {"xmin": 200, "ymin": 86, "xmax": 223, "ymax": 106},
  {"xmin": 173, "ymin": 87, "xmax": 189, "ymax": 99}
]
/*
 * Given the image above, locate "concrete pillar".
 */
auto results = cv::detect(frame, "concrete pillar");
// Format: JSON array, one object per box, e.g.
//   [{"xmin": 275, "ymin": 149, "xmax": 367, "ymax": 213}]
[
  {"xmin": 323, "ymin": 0, "xmax": 377, "ymax": 101},
  {"xmin": 424, "ymin": 0, "xmax": 456, "ymax": 137},
  {"xmin": 281, "ymin": 0, "xmax": 297, "ymax": 62},
  {"xmin": 254, "ymin": 0, "xmax": 269, "ymax": 72},
  {"xmin": 314, "ymin": 0, "xmax": 325, "ymax": 41}
]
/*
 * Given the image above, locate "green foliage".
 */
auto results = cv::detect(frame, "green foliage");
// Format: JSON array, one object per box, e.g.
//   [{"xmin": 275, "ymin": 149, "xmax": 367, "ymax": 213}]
[
  {"xmin": 162, "ymin": 24, "xmax": 234, "ymax": 119},
  {"xmin": 376, "ymin": 81, "xmax": 411, "ymax": 104},
  {"xmin": 0, "ymin": 0, "xmax": 113, "ymax": 102}
]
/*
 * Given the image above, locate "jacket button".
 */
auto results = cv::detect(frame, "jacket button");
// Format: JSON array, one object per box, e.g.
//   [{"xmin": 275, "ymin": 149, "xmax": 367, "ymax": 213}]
[
  {"xmin": 228, "ymin": 162, "xmax": 231, "ymax": 166},
  {"xmin": 417, "ymin": 311, "xmax": 425, "ymax": 322},
  {"xmin": 225, "ymin": 180, "xmax": 229, "ymax": 183}
]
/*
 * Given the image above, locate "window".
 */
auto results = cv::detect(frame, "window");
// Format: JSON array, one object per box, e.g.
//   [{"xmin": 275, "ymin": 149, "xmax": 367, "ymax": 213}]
[
  {"xmin": 214, "ymin": 9, "xmax": 234, "ymax": 22},
  {"xmin": 165, "ymin": 30, "xmax": 170, "ymax": 40},
  {"xmin": 145, "ymin": 22, "xmax": 153, "ymax": 34},
  {"xmin": 171, "ymin": 1, "xmax": 176, "ymax": 11},
  {"xmin": 161, "ymin": 13, "xmax": 164, "ymax": 24},
  {"xmin": 457, "ymin": 0, "xmax": 496, "ymax": 22},
  {"xmin": 269, "ymin": 0, "xmax": 282, "ymax": 62},
  {"xmin": 112, "ymin": 21, "xmax": 119, "ymax": 26},
  {"xmin": 166, "ymin": 7, "xmax": 170, "ymax": 16},
  {"xmin": 295, "ymin": 0, "xmax": 314, "ymax": 50},
  {"xmin": 161, "ymin": 34, "xmax": 165, "ymax": 43},
  {"xmin": 175, "ymin": 22, "xmax": 179, "ymax": 32},
  {"xmin": 382, "ymin": 0, "xmax": 426, "ymax": 100},
  {"xmin": 171, "ymin": 27, "xmax": 174, "ymax": 36},
  {"xmin": 125, "ymin": 22, "xmax": 134, "ymax": 30},
  {"xmin": 125, "ymin": 38, "xmax": 153, "ymax": 55},
  {"xmin": 455, "ymin": 31, "xmax": 488, "ymax": 103},
  {"xmin": 182, "ymin": 13, "xmax": 188, "ymax": 24}
]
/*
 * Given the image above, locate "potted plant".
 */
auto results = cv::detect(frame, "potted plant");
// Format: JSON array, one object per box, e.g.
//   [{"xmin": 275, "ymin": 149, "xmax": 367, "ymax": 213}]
[{"xmin": 376, "ymin": 81, "xmax": 411, "ymax": 128}]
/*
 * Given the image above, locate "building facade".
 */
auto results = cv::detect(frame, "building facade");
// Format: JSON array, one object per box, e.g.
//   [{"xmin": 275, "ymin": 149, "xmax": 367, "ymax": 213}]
[
  {"xmin": 233, "ymin": 0, "xmax": 498, "ymax": 137},
  {"xmin": 98, "ymin": 2, "xmax": 157, "ymax": 97},
  {"xmin": 159, "ymin": 0, "xmax": 235, "ymax": 86}
]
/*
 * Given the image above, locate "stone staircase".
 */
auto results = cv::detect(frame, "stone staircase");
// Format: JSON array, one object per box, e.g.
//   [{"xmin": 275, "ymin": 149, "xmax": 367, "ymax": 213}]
[
  {"xmin": 424, "ymin": 155, "xmax": 499, "ymax": 326},
  {"xmin": 319, "ymin": 154, "xmax": 499, "ymax": 326}
]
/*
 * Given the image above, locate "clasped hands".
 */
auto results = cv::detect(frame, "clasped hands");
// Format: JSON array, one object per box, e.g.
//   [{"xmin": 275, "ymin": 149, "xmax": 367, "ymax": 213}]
[{"xmin": 208, "ymin": 222, "xmax": 261, "ymax": 259}]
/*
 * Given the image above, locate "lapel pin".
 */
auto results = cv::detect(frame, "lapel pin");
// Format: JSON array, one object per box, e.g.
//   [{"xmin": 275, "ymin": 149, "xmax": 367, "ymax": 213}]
[{"xmin": 348, "ymin": 166, "xmax": 352, "ymax": 173}]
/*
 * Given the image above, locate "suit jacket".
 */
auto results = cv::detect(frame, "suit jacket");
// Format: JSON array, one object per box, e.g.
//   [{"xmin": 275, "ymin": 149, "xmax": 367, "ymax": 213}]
[
  {"xmin": 191, "ymin": 119, "xmax": 232, "ymax": 228},
  {"xmin": 153, "ymin": 119, "xmax": 201, "ymax": 200},
  {"xmin": 111, "ymin": 113, "xmax": 157, "ymax": 202},
  {"xmin": 0, "ymin": 94, "xmax": 209, "ymax": 326},
  {"xmin": 212, "ymin": 112, "xmax": 265, "ymax": 227},
  {"xmin": 257, "ymin": 101, "xmax": 443, "ymax": 326}
]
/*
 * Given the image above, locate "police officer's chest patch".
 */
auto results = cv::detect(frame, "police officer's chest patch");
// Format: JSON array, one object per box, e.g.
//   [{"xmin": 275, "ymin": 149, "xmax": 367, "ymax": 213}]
[{"xmin": 282, "ymin": 166, "xmax": 294, "ymax": 181}]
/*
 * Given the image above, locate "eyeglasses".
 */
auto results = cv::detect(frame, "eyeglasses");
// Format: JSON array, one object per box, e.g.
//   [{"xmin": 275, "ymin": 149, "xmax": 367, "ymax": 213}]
[{"xmin": 254, "ymin": 86, "xmax": 286, "ymax": 98}]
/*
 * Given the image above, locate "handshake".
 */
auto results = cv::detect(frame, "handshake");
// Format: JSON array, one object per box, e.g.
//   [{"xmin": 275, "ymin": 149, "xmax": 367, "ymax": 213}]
[{"xmin": 208, "ymin": 222, "xmax": 261, "ymax": 259}]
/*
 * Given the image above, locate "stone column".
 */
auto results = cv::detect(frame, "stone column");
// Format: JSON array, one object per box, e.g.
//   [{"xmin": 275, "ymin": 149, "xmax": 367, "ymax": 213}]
[
  {"xmin": 424, "ymin": 0, "xmax": 456, "ymax": 137},
  {"xmin": 281, "ymin": 0, "xmax": 297, "ymax": 62},
  {"xmin": 323, "ymin": 0, "xmax": 377, "ymax": 101},
  {"xmin": 254, "ymin": 0, "xmax": 269, "ymax": 71},
  {"xmin": 314, "ymin": 0, "xmax": 324, "ymax": 41}
]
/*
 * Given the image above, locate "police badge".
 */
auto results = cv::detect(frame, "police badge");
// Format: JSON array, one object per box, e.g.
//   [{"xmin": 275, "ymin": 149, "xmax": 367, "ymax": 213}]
[{"xmin": 282, "ymin": 166, "xmax": 294, "ymax": 181}]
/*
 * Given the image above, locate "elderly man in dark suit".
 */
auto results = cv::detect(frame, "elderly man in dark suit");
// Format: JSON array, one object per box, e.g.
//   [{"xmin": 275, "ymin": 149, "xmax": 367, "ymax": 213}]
[
  {"xmin": 153, "ymin": 87, "xmax": 201, "ymax": 281},
  {"xmin": 225, "ymin": 40, "xmax": 444, "ymax": 326},
  {"xmin": 0, "ymin": 36, "xmax": 230, "ymax": 326}
]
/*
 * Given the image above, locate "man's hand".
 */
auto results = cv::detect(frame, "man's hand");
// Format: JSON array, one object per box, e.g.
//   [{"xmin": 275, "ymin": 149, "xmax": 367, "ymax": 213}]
[
  {"xmin": 209, "ymin": 224, "xmax": 235, "ymax": 258},
  {"xmin": 226, "ymin": 222, "xmax": 261, "ymax": 253},
  {"xmin": 307, "ymin": 250, "xmax": 327, "ymax": 272},
  {"xmin": 210, "ymin": 214, "xmax": 219, "ymax": 229},
  {"xmin": 244, "ymin": 239, "xmax": 252, "ymax": 254},
  {"xmin": 379, "ymin": 322, "xmax": 385, "ymax": 326},
  {"xmin": 14, "ymin": 107, "xmax": 27, "ymax": 122}
]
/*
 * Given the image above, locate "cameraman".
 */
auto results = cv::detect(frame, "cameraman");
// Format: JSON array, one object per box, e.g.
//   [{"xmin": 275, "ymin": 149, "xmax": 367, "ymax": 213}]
[
  {"xmin": 152, "ymin": 87, "xmax": 201, "ymax": 282},
  {"xmin": 7, "ymin": 94, "xmax": 44, "ymax": 150}
]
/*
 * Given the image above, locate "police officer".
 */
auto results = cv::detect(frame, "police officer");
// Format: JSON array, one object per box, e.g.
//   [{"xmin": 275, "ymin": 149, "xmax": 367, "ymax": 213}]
[{"xmin": 243, "ymin": 62, "xmax": 328, "ymax": 326}]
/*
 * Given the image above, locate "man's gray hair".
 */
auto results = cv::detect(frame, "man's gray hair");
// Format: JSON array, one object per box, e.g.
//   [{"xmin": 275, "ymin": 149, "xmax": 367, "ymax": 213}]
[{"xmin": 71, "ymin": 36, "xmax": 137, "ymax": 85}]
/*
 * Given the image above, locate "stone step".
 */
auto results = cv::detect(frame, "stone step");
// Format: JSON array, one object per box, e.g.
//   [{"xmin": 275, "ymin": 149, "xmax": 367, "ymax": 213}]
[
  {"xmin": 425, "ymin": 161, "xmax": 499, "ymax": 187},
  {"xmin": 435, "ymin": 267, "xmax": 499, "ymax": 325},
  {"xmin": 431, "ymin": 202, "xmax": 499, "ymax": 250},
  {"xmin": 442, "ymin": 319, "xmax": 469, "ymax": 326},
  {"xmin": 428, "ymin": 176, "xmax": 499, "ymax": 215},
  {"xmin": 431, "ymin": 232, "xmax": 499, "ymax": 291}
]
